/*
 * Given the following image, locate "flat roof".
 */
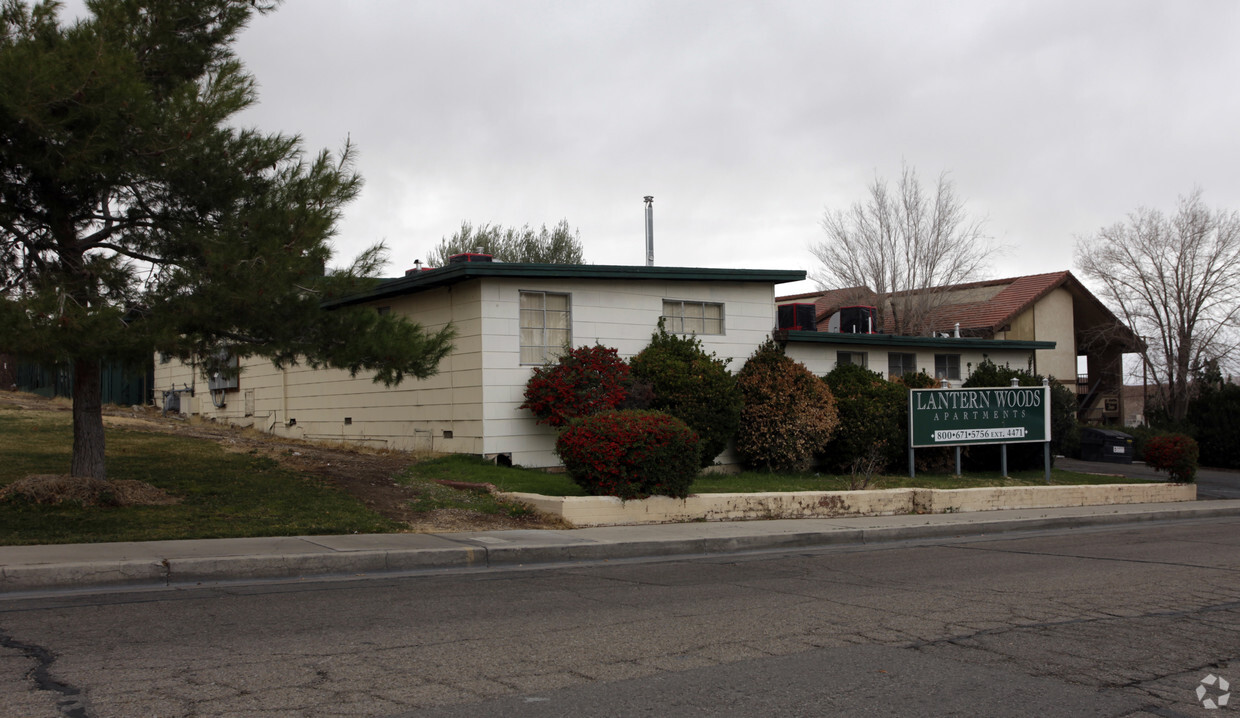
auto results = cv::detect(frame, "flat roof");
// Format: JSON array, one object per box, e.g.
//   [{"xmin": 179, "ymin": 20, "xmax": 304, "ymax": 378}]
[
  {"xmin": 327, "ymin": 263, "xmax": 807, "ymax": 308},
  {"xmin": 775, "ymin": 329, "xmax": 1055, "ymax": 351}
]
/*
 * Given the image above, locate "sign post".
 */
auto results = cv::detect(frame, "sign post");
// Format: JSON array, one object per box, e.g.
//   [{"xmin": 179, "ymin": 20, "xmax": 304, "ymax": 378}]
[{"xmin": 909, "ymin": 381, "xmax": 1052, "ymax": 481}]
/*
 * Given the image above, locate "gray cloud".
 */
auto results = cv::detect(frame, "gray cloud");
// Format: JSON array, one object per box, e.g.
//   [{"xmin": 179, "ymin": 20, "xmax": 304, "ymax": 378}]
[{"xmin": 67, "ymin": 0, "xmax": 1240, "ymax": 294}]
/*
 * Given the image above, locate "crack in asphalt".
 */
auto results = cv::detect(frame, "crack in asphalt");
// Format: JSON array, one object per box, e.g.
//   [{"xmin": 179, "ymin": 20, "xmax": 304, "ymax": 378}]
[
  {"xmin": 947, "ymin": 542, "xmax": 1240, "ymax": 572},
  {"xmin": 1110, "ymin": 658, "xmax": 1239, "ymax": 693},
  {"xmin": 906, "ymin": 597, "xmax": 1240, "ymax": 651},
  {"xmin": 0, "ymin": 627, "xmax": 92, "ymax": 717},
  {"xmin": 1130, "ymin": 706, "xmax": 1199, "ymax": 718},
  {"xmin": 904, "ymin": 597, "xmax": 1240, "ymax": 712}
]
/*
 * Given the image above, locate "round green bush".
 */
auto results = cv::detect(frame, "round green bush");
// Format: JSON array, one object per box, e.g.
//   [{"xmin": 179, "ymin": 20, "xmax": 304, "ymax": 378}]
[
  {"xmin": 821, "ymin": 362, "xmax": 907, "ymax": 473},
  {"xmin": 629, "ymin": 326, "xmax": 742, "ymax": 468},
  {"xmin": 555, "ymin": 410, "xmax": 701, "ymax": 499},
  {"xmin": 735, "ymin": 339, "xmax": 838, "ymax": 472}
]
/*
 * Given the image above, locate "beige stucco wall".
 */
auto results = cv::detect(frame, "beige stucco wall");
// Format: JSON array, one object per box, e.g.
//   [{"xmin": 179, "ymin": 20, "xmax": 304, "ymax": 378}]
[
  {"xmin": 1031, "ymin": 288, "xmax": 1077, "ymax": 383},
  {"xmin": 992, "ymin": 287, "xmax": 1077, "ymax": 384}
]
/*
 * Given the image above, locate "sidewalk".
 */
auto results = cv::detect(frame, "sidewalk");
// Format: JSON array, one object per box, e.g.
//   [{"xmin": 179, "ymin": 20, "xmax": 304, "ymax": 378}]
[{"xmin": 4, "ymin": 499, "xmax": 1240, "ymax": 594}]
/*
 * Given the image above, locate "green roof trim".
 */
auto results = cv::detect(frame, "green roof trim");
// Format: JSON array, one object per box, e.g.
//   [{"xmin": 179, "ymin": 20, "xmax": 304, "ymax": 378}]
[
  {"xmin": 775, "ymin": 330, "xmax": 1055, "ymax": 351},
  {"xmin": 326, "ymin": 263, "xmax": 807, "ymax": 308}
]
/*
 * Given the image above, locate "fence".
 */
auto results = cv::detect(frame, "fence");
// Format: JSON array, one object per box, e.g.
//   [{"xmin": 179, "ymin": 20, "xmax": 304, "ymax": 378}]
[{"xmin": 8, "ymin": 357, "xmax": 154, "ymax": 406}]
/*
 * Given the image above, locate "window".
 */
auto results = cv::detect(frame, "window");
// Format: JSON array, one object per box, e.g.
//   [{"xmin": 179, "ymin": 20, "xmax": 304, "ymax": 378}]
[
  {"xmin": 520, "ymin": 291, "xmax": 571, "ymax": 364},
  {"xmin": 837, "ymin": 351, "xmax": 868, "ymax": 368},
  {"xmin": 206, "ymin": 348, "xmax": 240, "ymax": 391},
  {"xmin": 934, "ymin": 354, "xmax": 961, "ymax": 381},
  {"xmin": 888, "ymin": 352, "xmax": 916, "ymax": 378},
  {"xmin": 662, "ymin": 300, "xmax": 723, "ymax": 335}
]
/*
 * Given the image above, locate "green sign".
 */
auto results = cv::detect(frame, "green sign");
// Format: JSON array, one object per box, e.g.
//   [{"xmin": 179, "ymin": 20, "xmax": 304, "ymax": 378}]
[{"xmin": 909, "ymin": 386, "xmax": 1050, "ymax": 448}]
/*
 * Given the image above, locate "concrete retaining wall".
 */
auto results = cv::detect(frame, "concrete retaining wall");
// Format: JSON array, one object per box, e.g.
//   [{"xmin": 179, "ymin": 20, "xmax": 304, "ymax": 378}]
[{"xmin": 499, "ymin": 483, "xmax": 1196, "ymax": 528}]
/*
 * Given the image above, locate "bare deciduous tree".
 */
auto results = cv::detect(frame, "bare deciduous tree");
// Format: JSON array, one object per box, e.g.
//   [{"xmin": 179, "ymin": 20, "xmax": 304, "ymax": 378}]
[
  {"xmin": 1075, "ymin": 189, "xmax": 1240, "ymax": 422},
  {"xmin": 811, "ymin": 164, "xmax": 993, "ymax": 335},
  {"xmin": 426, "ymin": 220, "xmax": 584, "ymax": 267}
]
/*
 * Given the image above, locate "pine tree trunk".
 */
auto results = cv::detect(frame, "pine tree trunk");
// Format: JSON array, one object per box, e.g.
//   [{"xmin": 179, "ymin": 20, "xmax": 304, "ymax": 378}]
[{"xmin": 71, "ymin": 358, "xmax": 107, "ymax": 480}]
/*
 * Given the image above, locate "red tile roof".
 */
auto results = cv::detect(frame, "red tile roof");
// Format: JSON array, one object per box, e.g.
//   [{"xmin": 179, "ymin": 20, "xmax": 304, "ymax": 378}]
[
  {"xmin": 921, "ymin": 271, "xmax": 1073, "ymax": 334},
  {"xmin": 777, "ymin": 270, "xmax": 1134, "ymax": 341}
]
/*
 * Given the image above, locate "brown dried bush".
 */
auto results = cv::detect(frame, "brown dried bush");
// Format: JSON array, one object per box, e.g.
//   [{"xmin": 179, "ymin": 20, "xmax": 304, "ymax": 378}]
[{"xmin": 0, "ymin": 475, "xmax": 180, "ymax": 507}]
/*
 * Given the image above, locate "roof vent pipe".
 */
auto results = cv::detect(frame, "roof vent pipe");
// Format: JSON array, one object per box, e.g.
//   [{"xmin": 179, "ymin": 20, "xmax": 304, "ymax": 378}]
[
  {"xmin": 643, "ymin": 195, "xmax": 654, "ymax": 267},
  {"xmin": 954, "ymin": 322, "xmax": 960, "ymax": 338}
]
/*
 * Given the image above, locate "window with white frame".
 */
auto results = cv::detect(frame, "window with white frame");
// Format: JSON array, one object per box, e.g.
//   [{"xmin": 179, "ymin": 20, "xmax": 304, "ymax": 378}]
[
  {"xmin": 520, "ymin": 291, "xmax": 571, "ymax": 364},
  {"xmin": 836, "ymin": 351, "xmax": 868, "ymax": 368},
  {"xmin": 934, "ymin": 353, "xmax": 961, "ymax": 381},
  {"xmin": 661, "ymin": 300, "xmax": 723, "ymax": 335}
]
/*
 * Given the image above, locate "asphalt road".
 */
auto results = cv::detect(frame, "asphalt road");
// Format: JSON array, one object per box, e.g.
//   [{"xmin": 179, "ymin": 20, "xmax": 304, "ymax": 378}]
[{"xmin": 2, "ymin": 518, "xmax": 1238, "ymax": 717}]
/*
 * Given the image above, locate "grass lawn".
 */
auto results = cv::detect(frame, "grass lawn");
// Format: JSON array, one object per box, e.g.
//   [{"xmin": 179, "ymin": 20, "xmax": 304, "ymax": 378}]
[
  {"xmin": 0, "ymin": 407, "xmax": 400, "ymax": 545},
  {"xmin": 403, "ymin": 455, "xmax": 1135, "ymax": 497},
  {"xmin": 400, "ymin": 455, "xmax": 587, "ymax": 496},
  {"xmin": 0, "ymin": 404, "xmax": 1143, "ymax": 546}
]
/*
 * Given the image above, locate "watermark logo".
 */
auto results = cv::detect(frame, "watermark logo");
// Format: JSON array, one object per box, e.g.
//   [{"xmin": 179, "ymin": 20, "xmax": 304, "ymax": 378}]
[{"xmin": 1197, "ymin": 674, "xmax": 1231, "ymax": 710}]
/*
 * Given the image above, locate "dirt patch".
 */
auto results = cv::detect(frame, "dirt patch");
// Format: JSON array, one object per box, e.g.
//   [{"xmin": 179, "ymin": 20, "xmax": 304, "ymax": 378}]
[
  {"xmin": 0, "ymin": 390, "xmax": 563, "ymax": 532},
  {"xmin": 0, "ymin": 474, "xmax": 180, "ymax": 507}
]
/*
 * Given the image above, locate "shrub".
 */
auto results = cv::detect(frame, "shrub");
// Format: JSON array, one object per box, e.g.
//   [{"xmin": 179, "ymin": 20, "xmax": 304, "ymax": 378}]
[
  {"xmin": 1123, "ymin": 424, "xmax": 1163, "ymax": 462},
  {"xmin": 616, "ymin": 374, "xmax": 655, "ymax": 410},
  {"xmin": 1048, "ymin": 383, "xmax": 1080, "ymax": 458},
  {"xmin": 1143, "ymin": 433, "xmax": 1199, "ymax": 482},
  {"xmin": 735, "ymin": 339, "xmax": 838, "ymax": 472},
  {"xmin": 897, "ymin": 371, "xmax": 939, "ymax": 389},
  {"xmin": 555, "ymin": 410, "xmax": 701, "ymax": 499},
  {"xmin": 960, "ymin": 360, "xmax": 1075, "ymax": 470},
  {"xmin": 821, "ymin": 363, "xmax": 906, "ymax": 473},
  {"xmin": 1187, "ymin": 379, "xmax": 1240, "ymax": 469},
  {"xmin": 629, "ymin": 325, "xmax": 742, "ymax": 467},
  {"xmin": 892, "ymin": 371, "xmax": 955, "ymax": 472},
  {"xmin": 520, "ymin": 345, "xmax": 630, "ymax": 427}
]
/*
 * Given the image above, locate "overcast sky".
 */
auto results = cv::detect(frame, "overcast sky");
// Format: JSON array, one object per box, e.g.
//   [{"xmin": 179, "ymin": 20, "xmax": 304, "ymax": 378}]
[{"xmin": 86, "ymin": 1, "xmax": 1240, "ymax": 295}]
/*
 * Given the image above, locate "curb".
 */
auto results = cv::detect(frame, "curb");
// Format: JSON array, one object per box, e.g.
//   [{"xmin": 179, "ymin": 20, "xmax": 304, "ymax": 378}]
[
  {"xmin": 3, "ymin": 504, "xmax": 1240, "ymax": 594},
  {"xmin": 481, "ymin": 504, "xmax": 1240, "ymax": 566},
  {"xmin": 503, "ymin": 483, "xmax": 1196, "ymax": 527}
]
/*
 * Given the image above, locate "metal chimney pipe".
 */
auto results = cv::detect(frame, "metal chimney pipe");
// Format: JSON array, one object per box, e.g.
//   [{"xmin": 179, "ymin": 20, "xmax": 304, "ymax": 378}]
[{"xmin": 643, "ymin": 195, "xmax": 654, "ymax": 267}]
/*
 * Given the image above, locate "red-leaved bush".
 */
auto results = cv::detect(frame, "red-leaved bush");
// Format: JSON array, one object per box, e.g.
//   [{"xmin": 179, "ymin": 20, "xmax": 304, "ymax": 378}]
[
  {"xmin": 1143, "ymin": 433, "xmax": 1199, "ymax": 482},
  {"xmin": 520, "ymin": 345, "xmax": 630, "ymax": 427},
  {"xmin": 555, "ymin": 410, "xmax": 701, "ymax": 499}
]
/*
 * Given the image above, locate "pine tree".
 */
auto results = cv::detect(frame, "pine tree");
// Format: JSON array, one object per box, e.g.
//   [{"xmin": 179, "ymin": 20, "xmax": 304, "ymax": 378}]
[{"xmin": 0, "ymin": 0, "xmax": 454, "ymax": 480}]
